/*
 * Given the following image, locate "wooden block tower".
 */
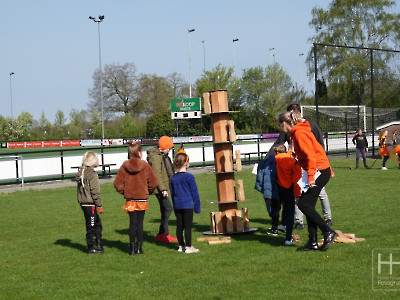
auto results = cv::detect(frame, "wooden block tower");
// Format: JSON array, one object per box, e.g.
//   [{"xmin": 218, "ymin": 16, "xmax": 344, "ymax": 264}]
[{"xmin": 203, "ymin": 90, "xmax": 257, "ymax": 235}]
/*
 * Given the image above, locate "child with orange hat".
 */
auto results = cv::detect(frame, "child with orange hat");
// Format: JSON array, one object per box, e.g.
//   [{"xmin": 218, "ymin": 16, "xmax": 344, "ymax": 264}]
[{"xmin": 147, "ymin": 136, "xmax": 178, "ymax": 243}]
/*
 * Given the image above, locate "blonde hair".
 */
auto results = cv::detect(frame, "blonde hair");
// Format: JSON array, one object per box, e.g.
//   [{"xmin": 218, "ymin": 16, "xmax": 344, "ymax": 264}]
[
  {"xmin": 277, "ymin": 111, "xmax": 302, "ymax": 126},
  {"xmin": 81, "ymin": 151, "xmax": 99, "ymax": 187},
  {"xmin": 82, "ymin": 151, "xmax": 99, "ymax": 167}
]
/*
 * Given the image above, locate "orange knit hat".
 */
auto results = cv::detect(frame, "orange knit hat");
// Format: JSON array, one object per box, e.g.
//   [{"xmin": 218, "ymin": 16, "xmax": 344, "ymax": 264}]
[{"xmin": 158, "ymin": 136, "xmax": 174, "ymax": 150}]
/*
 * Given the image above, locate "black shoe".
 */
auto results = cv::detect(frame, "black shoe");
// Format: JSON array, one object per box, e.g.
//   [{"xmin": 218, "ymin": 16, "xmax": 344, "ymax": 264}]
[
  {"xmin": 129, "ymin": 243, "xmax": 136, "ymax": 255},
  {"xmin": 325, "ymin": 219, "xmax": 333, "ymax": 227},
  {"xmin": 136, "ymin": 242, "xmax": 143, "ymax": 254},
  {"xmin": 297, "ymin": 241, "xmax": 319, "ymax": 251},
  {"xmin": 320, "ymin": 230, "xmax": 338, "ymax": 251},
  {"xmin": 95, "ymin": 238, "xmax": 104, "ymax": 253},
  {"xmin": 293, "ymin": 223, "xmax": 304, "ymax": 230},
  {"xmin": 87, "ymin": 246, "xmax": 102, "ymax": 254},
  {"xmin": 266, "ymin": 228, "xmax": 278, "ymax": 236}
]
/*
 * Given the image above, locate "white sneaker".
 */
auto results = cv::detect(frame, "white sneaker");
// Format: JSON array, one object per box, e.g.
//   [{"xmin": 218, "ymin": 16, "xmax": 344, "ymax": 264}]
[
  {"xmin": 277, "ymin": 224, "xmax": 286, "ymax": 233},
  {"xmin": 381, "ymin": 166, "xmax": 388, "ymax": 170},
  {"xmin": 185, "ymin": 246, "xmax": 200, "ymax": 253},
  {"xmin": 284, "ymin": 240, "xmax": 294, "ymax": 246},
  {"xmin": 177, "ymin": 246, "xmax": 184, "ymax": 252}
]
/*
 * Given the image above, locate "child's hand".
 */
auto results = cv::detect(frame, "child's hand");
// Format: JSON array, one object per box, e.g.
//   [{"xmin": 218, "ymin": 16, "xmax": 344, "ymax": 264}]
[
  {"xmin": 97, "ymin": 206, "xmax": 103, "ymax": 214},
  {"xmin": 162, "ymin": 190, "xmax": 168, "ymax": 198}
]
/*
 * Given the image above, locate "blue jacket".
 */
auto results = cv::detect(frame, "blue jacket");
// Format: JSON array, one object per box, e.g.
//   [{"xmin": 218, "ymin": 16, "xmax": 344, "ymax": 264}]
[
  {"xmin": 170, "ymin": 172, "xmax": 201, "ymax": 214},
  {"xmin": 254, "ymin": 155, "xmax": 279, "ymax": 201}
]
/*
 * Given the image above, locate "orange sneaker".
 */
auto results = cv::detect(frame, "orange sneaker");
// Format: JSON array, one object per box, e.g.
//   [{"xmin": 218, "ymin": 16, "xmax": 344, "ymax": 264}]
[{"xmin": 165, "ymin": 234, "xmax": 178, "ymax": 242}]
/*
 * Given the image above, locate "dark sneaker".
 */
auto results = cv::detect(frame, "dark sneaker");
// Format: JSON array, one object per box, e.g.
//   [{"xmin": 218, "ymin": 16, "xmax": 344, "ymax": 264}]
[
  {"xmin": 320, "ymin": 231, "xmax": 338, "ymax": 251},
  {"xmin": 293, "ymin": 223, "xmax": 304, "ymax": 230},
  {"xmin": 266, "ymin": 228, "xmax": 278, "ymax": 236}
]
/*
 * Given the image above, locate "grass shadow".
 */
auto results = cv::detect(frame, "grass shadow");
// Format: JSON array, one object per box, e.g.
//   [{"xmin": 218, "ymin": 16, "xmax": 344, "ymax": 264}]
[{"xmin": 54, "ymin": 238, "xmax": 87, "ymax": 253}]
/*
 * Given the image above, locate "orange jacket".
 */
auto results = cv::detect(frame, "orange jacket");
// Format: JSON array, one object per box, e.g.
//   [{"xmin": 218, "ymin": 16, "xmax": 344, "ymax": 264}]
[
  {"xmin": 290, "ymin": 121, "xmax": 331, "ymax": 182},
  {"xmin": 275, "ymin": 151, "xmax": 301, "ymax": 198}
]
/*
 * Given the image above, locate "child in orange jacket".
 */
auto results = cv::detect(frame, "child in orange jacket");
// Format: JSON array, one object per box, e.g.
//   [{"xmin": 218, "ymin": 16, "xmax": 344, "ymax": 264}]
[
  {"xmin": 394, "ymin": 144, "xmax": 400, "ymax": 169},
  {"xmin": 274, "ymin": 144, "xmax": 301, "ymax": 246}
]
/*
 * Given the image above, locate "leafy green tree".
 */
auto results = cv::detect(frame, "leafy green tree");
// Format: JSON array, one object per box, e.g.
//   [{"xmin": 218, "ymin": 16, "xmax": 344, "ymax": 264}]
[
  {"xmin": 89, "ymin": 62, "xmax": 141, "ymax": 117},
  {"xmin": 194, "ymin": 64, "xmax": 235, "ymax": 96},
  {"xmin": 307, "ymin": 0, "xmax": 400, "ymax": 107},
  {"xmin": 54, "ymin": 110, "xmax": 66, "ymax": 127},
  {"xmin": 230, "ymin": 65, "xmax": 298, "ymax": 132},
  {"xmin": 137, "ymin": 74, "xmax": 174, "ymax": 116},
  {"xmin": 67, "ymin": 109, "xmax": 87, "ymax": 139},
  {"xmin": 90, "ymin": 108, "xmax": 102, "ymax": 139},
  {"xmin": 13, "ymin": 112, "xmax": 34, "ymax": 141},
  {"xmin": 166, "ymin": 72, "xmax": 189, "ymax": 98},
  {"xmin": 119, "ymin": 114, "xmax": 140, "ymax": 138},
  {"xmin": 261, "ymin": 63, "xmax": 297, "ymax": 131},
  {"xmin": 0, "ymin": 116, "xmax": 12, "ymax": 141},
  {"xmin": 146, "ymin": 110, "xmax": 175, "ymax": 138}
]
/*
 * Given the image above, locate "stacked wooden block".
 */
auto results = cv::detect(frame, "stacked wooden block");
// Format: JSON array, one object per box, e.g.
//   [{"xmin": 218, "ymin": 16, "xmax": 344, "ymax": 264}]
[{"xmin": 203, "ymin": 90, "xmax": 248, "ymax": 234}]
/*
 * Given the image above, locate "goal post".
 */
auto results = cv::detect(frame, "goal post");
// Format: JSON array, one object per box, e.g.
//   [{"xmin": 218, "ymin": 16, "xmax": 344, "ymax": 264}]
[{"xmin": 301, "ymin": 105, "xmax": 367, "ymax": 133}]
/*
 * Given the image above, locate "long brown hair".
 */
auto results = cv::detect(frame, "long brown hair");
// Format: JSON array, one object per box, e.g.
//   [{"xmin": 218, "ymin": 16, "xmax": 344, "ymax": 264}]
[{"xmin": 128, "ymin": 142, "xmax": 142, "ymax": 159}]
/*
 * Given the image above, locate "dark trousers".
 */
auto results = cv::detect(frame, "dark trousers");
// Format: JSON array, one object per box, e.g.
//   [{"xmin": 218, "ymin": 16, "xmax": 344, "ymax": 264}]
[
  {"xmin": 174, "ymin": 209, "xmax": 193, "ymax": 247},
  {"xmin": 355, "ymin": 148, "xmax": 367, "ymax": 167},
  {"xmin": 128, "ymin": 210, "xmax": 145, "ymax": 243},
  {"xmin": 156, "ymin": 193, "xmax": 173, "ymax": 235},
  {"xmin": 81, "ymin": 205, "xmax": 102, "ymax": 246},
  {"xmin": 297, "ymin": 168, "xmax": 331, "ymax": 237},
  {"xmin": 382, "ymin": 156, "xmax": 389, "ymax": 167},
  {"xmin": 265, "ymin": 198, "xmax": 281, "ymax": 230},
  {"xmin": 278, "ymin": 185, "xmax": 295, "ymax": 242}
]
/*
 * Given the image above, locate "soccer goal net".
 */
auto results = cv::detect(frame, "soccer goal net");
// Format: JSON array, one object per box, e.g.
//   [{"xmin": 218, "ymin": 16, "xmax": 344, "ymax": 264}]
[{"xmin": 301, "ymin": 105, "xmax": 400, "ymax": 133}]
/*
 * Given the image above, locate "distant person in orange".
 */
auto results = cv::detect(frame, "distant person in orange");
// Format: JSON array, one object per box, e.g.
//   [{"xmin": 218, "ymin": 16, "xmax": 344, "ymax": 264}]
[
  {"xmin": 378, "ymin": 130, "xmax": 390, "ymax": 170},
  {"xmin": 274, "ymin": 144, "xmax": 301, "ymax": 246},
  {"xmin": 277, "ymin": 111, "xmax": 337, "ymax": 251},
  {"xmin": 394, "ymin": 143, "xmax": 400, "ymax": 169}
]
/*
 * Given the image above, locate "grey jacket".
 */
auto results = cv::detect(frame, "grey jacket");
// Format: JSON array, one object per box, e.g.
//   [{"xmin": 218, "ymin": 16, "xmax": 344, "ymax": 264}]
[{"xmin": 76, "ymin": 167, "xmax": 102, "ymax": 206}]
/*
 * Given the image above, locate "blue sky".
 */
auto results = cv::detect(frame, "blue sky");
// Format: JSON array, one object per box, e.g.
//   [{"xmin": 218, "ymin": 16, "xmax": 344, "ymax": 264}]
[{"xmin": 1, "ymin": 0, "xmax": 344, "ymax": 122}]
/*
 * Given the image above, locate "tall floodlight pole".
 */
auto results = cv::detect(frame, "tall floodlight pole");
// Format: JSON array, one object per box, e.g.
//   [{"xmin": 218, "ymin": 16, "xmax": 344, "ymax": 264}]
[
  {"xmin": 89, "ymin": 15, "xmax": 105, "ymax": 140},
  {"xmin": 9, "ymin": 72, "xmax": 15, "ymax": 139},
  {"xmin": 188, "ymin": 29, "xmax": 195, "ymax": 98},
  {"xmin": 269, "ymin": 47, "xmax": 275, "ymax": 64},
  {"xmin": 298, "ymin": 53, "xmax": 304, "ymax": 86},
  {"xmin": 232, "ymin": 38, "xmax": 239, "ymax": 76},
  {"xmin": 201, "ymin": 40, "xmax": 206, "ymax": 72}
]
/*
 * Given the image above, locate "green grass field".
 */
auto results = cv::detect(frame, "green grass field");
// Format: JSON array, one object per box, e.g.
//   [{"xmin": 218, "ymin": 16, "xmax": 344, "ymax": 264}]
[{"xmin": 0, "ymin": 158, "xmax": 398, "ymax": 299}]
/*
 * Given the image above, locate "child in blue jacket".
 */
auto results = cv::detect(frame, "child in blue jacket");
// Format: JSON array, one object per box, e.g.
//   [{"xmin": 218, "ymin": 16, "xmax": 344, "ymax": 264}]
[{"xmin": 170, "ymin": 151, "xmax": 201, "ymax": 253}]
